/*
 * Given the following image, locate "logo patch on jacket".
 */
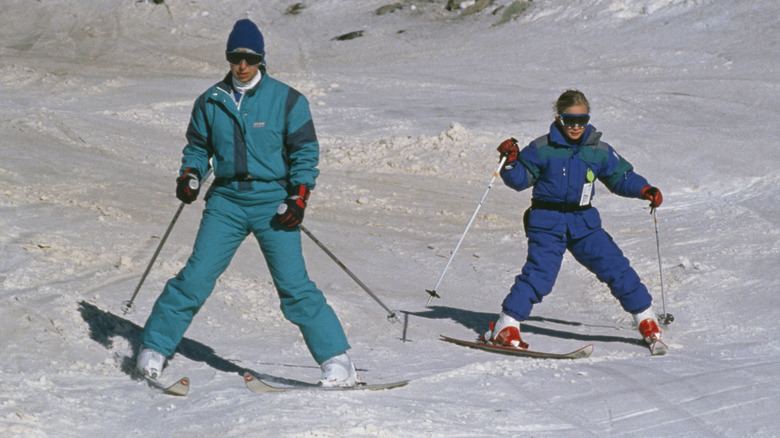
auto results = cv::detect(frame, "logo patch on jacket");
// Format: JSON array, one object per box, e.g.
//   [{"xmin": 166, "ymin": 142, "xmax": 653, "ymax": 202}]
[{"xmin": 253, "ymin": 121, "xmax": 265, "ymax": 128}]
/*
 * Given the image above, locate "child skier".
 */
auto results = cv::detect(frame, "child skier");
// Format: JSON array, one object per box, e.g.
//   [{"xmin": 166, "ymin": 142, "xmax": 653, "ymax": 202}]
[
  {"xmin": 484, "ymin": 90, "xmax": 665, "ymax": 351},
  {"xmin": 135, "ymin": 19, "xmax": 358, "ymax": 386}
]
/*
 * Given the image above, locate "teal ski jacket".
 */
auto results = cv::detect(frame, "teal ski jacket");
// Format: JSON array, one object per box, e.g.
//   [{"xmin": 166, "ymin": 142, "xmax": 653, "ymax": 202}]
[{"xmin": 181, "ymin": 72, "xmax": 319, "ymax": 202}]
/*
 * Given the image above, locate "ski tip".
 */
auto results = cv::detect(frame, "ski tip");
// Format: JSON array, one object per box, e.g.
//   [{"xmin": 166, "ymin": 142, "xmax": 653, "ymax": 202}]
[
  {"xmin": 565, "ymin": 343, "xmax": 594, "ymax": 359},
  {"xmin": 163, "ymin": 377, "xmax": 190, "ymax": 396}
]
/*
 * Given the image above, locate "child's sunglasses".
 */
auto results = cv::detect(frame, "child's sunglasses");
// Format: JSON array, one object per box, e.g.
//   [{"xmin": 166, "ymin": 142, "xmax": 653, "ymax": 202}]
[{"xmin": 559, "ymin": 113, "xmax": 590, "ymax": 129}]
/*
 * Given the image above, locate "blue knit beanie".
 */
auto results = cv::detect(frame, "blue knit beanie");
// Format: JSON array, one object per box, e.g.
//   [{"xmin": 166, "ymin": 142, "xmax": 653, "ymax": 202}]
[{"xmin": 226, "ymin": 19, "xmax": 265, "ymax": 57}]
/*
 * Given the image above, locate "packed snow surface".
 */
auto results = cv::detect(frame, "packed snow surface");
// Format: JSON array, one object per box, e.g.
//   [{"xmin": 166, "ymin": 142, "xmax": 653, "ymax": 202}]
[{"xmin": 1, "ymin": 0, "xmax": 778, "ymax": 436}]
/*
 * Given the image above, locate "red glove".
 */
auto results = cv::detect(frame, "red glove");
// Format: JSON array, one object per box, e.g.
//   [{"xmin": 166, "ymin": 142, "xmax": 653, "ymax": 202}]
[
  {"xmin": 176, "ymin": 167, "xmax": 201, "ymax": 204},
  {"xmin": 276, "ymin": 185, "xmax": 311, "ymax": 227},
  {"xmin": 641, "ymin": 186, "xmax": 663, "ymax": 208},
  {"xmin": 497, "ymin": 138, "xmax": 519, "ymax": 163}
]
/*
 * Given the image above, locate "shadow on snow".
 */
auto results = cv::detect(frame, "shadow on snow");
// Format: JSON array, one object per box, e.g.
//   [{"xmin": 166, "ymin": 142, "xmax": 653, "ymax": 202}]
[
  {"xmin": 406, "ymin": 305, "xmax": 642, "ymax": 346},
  {"xmin": 77, "ymin": 300, "xmax": 310, "ymax": 385}
]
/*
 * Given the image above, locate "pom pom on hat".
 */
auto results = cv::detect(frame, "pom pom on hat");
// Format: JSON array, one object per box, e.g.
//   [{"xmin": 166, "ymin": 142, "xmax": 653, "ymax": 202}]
[{"xmin": 226, "ymin": 19, "xmax": 265, "ymax": 57}]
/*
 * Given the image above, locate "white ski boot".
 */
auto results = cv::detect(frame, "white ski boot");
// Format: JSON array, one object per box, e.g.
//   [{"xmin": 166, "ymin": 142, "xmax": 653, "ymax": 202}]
[
  {"xmin": 318, "ymin": 352, "xmax": 358, "ymax": 387},
  {"xmin": 633, "ymin": 307, "xmax": 668, "ymax": 355},
  {"xmin": 482, "ymin": 312, "xmax": 529, "ymax": 349},
  {"xmin": 136, "ymin": 346, "xmax": 166, "ymax": 379}
]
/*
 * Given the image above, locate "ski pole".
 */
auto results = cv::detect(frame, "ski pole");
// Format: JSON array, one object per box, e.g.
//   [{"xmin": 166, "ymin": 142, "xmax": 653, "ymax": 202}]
[
  {"xmin": 425, "ymin": 155, "xmax": 507, "ymax": 307},
  {"xmin": 122, "ymin": 168, "xmax": 213, "ymax": 315},
  {"xmin": 651, "ymin": 207, "xmax": 674, "ymax": 325},
  {"xmin": 300, "ymin": 225, "xmax": 399, "ymax": 323}
]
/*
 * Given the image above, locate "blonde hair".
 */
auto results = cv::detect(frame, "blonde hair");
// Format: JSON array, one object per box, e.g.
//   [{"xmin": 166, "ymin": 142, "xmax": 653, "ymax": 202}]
[{"xmin": 554, "ymin": 90, "xmax": 590, "ymax": 114}]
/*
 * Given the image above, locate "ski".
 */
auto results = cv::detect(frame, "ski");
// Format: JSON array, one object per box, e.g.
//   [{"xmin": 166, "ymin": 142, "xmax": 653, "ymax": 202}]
[
  {"xmin": 145, "ymin": 376, "xmax": 190, "ymax": 396},
  {"xmin": 440, "ymin": 335, "xmax": 594, "ymax": 359},
  {"xmin": 649, "ymin": 339, "xmax": 668, "ymax": 356},
  {"xmin": 243, "ymin": 372, "xmax": 408, "ymax": 392}
]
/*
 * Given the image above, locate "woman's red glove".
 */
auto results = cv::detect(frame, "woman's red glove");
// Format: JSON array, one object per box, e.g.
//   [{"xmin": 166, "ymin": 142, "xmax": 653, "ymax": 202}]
[{"xmin": 276, "ymin": 185, "xmax": 311, "ymax": 227}]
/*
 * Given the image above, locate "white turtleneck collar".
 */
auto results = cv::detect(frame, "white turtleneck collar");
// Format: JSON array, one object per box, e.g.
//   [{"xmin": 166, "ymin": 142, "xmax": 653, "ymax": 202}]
[{"xmin": 231, "ymin": 72, "xmax": 262, "ymax": 108}]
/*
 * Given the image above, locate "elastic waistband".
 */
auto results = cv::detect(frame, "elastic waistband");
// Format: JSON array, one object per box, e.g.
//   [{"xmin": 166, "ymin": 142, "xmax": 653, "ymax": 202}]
[{"xmin": 531, "ymin": 199, "xmax": 592, "ymax": 212}]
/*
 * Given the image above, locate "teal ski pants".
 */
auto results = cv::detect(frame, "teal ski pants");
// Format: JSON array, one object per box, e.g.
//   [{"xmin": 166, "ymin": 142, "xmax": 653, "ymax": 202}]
[{"xmin": 140, "ymin": 194, "xmax": 350, "ymax": 364}]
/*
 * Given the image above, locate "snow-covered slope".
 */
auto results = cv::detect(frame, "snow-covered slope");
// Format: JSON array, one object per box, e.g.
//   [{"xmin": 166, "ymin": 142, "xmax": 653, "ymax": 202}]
[{"xmin": 1, "ymin": 0, "xmax": 778, "ymax": 436}]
